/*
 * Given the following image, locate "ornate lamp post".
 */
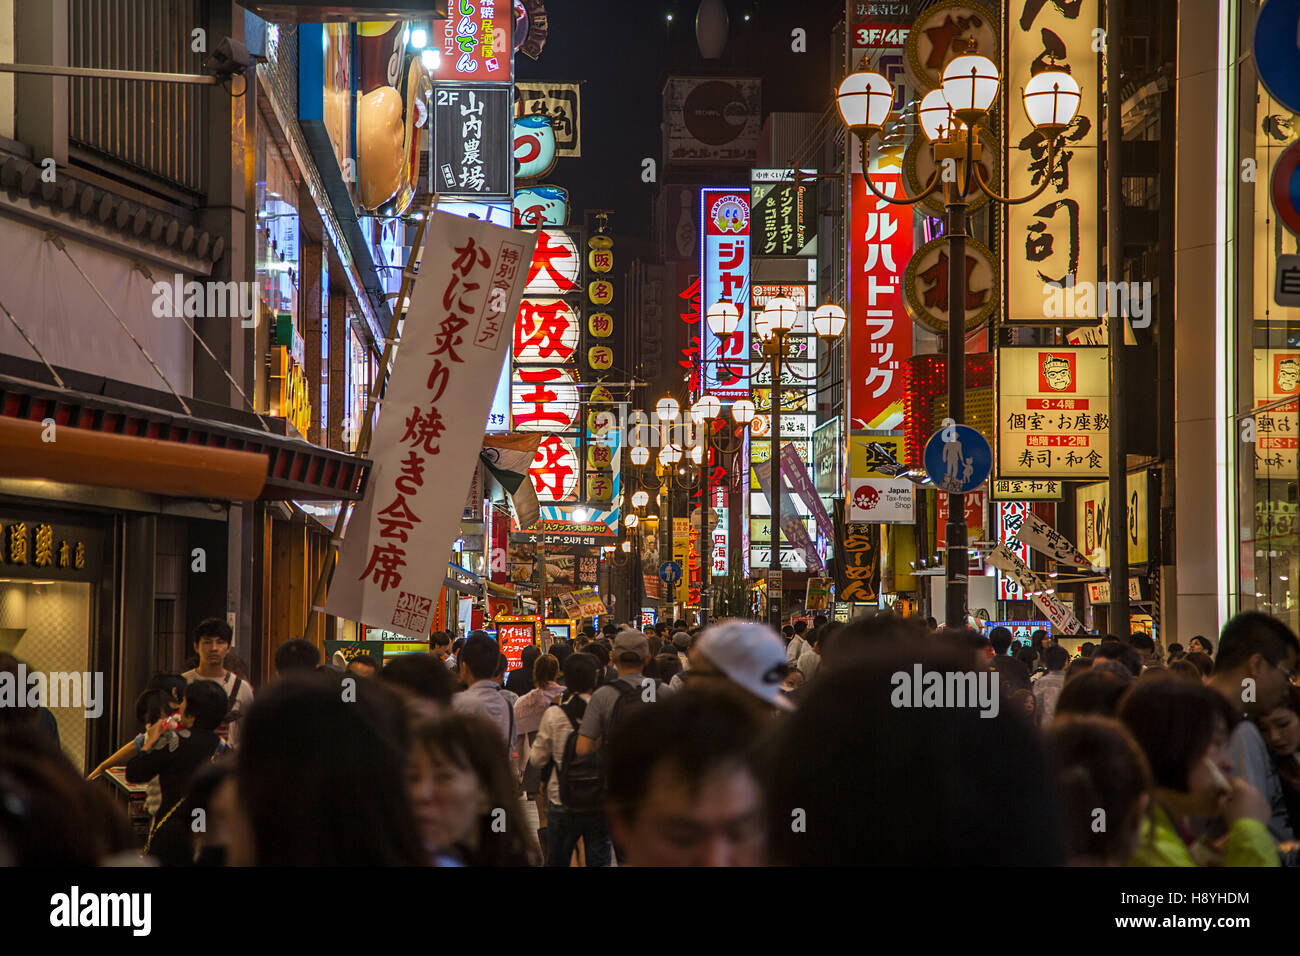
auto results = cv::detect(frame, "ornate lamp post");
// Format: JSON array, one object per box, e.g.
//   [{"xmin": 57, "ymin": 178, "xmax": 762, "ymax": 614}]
[
  {"xmin": 708, "ymin": 295, "xmax": 844, "ymax": 627},
  {"xmin": 835, "ymin": 45, "xmax": 1079, "ymax": 627}
]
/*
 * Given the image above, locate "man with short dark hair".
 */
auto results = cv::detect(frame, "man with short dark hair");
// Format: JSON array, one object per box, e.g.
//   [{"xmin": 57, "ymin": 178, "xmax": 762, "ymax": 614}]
[
  {"xmin": 274, "ymin": 639, "xmax": 321, "ymax": 677},
  {"xmin": 1209, "ymin": 612, "xmax": 1300, "ymax": 845},
  {"xmin": 1093, "ymin": 640, "xmax": 1142, "ymax": 678},
  {"xmin": 988, "ymin": 626, "xmax": 1030, "ymax": 693},
  {"xmin": 605, "ymin": 690, "xmax": 765, "ymax": 866},
  {"xmin": 183, "ymin": 618, "xmax": 253, "ymax": 750},
  {"xmin": 1033, "ymin": 645, "xmax": 1070, "ymax": 723},
  {"xmin": 451, "ymin": 634, "xmax": 516, "ymax": 752},
  {"xmin": 431, "ymin": 632, "xmax": 452, "ymax": 668},
  {"xmin": 574, "ymin": 630, "xmax": 671, "ymax": 758}
]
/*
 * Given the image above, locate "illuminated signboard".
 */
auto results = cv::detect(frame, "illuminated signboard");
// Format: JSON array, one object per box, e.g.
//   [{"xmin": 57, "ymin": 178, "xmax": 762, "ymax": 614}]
[
  {"xmin": 431, "ymin": 1, "xmax": 513, "ymax": 82},
  {"xmin": 997, "ymin": 347, "xmax": 1110, "ymax": 479},
  {"xmin": 513, "ymin": 114, "xmax": 557, "ymax": 180},
  {"xmin": 529, "ymin": 435, "xmax": 580, "ymax": 502},
  {"xmin": 849, "ymin": 170, "xmax": 912, "ymax": 430},
  {"xmin": 512, "ymin": 184, "xmax": 569, "ymax": 227},
  {"xmin": 514, "ymin": 298, "xmax": 580, "ymax": 363},
  {"xmin": 995, "ymin": 501, "xmax": 1034, "ymax": 601},
  {"xmin": 523, "ymin": 229, "xmax": 580, "ymax": 294},
  {"xmin": 511, "ymin": 366, "xmax": 579, "ymax": 431},
  {"xmin": 1005, "ymin": 0, "xmax": 1100, "ymax": 325},
  {"xmin": 432, "ymin": 84, "xmax": 513, "ymax": 200},
  {"xmin": 700, "ymin": 187, "xmax": 751, "ymax": 399}
]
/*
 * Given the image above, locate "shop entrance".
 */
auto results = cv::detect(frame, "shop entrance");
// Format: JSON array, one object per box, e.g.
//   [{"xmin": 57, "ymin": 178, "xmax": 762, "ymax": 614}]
[{"xmin": 0, "ymin": 580, "xmax": 94, "ymax": 771}]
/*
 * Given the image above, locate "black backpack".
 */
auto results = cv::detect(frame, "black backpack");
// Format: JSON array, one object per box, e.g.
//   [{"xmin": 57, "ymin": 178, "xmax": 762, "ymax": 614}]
[
  {"xmin": 557, "ymin": 679, "xmax": 662, "ymax": 811},
  {"xmin": 556, "ymin": 695, "xmax": 604, "ymax": 811}
]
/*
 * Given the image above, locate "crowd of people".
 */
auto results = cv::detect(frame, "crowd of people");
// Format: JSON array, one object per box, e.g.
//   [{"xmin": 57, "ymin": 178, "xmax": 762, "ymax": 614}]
[{"xmin": 2, "ymin": 610, "xmax": 1298, "ymax": 867}]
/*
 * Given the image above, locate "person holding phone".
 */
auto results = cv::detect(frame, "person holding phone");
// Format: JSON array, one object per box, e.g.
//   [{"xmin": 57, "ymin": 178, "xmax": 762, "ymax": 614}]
[{"xmin": 1119, "ymin": 678, "xmax": 1278, "ymax": 866}]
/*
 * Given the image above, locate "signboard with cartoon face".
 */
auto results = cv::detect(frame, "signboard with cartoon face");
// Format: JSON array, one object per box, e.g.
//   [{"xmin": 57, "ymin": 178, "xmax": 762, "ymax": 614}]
[
  {"xmin": 997, "ymin": 347, "xmax": 1109, "ymax": 479},
  {"xmin": 1254, "ymin": 349, "xmax": 1300, "ymax": 475}
]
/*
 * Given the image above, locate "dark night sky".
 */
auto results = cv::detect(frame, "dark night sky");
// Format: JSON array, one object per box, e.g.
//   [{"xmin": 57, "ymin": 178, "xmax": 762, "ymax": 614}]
[{"xmin": 515, "ymin": 0, "xmax": 845, "ymax": 243}]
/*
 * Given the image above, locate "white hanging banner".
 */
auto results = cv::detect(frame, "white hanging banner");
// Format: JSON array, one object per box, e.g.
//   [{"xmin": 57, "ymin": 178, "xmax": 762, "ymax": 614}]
[
  {"xmin": 327, "ymin": 214, "xmax": 538, "ymax": 637},
  {"xmin": 1012, "ymin": 510, "xmax": 1095, "ymax": 570},
  {"xmin": 985, "ymin": 543, "xmax": 1083, "ymax": 635}
]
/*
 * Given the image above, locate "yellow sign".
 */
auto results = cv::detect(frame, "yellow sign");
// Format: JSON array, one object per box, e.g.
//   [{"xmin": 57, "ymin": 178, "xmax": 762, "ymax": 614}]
[
  {"xmin": 1074, "ymin": 471, "xmax": 1150, "ymax": 568},
  {"xmin": 588, "ymin": 249, "xmax": 613, "ymax": 273},
  {"xmin": 588, "ymin": 346, "xmax": 613, "ymax": 370},
  {"xmin": 990, "ymin": 478, "xmax": 1063, "ymax": 500},
  {"xmin": 588, "ymin": 312, "xmax": 613, "ymax": 337},
  {"xmin": 272, "ymin": 345, "xmax": 312, "ymax": 436},
  {"xmin": 848, "ymin": 434, "xmax": 907, "ymax": 479},
  {"xmin": 673, "ymin": 517, "xmax": 690, "ymax": 604},
  {"xmin": 997, "ymin": 347, "xmax": 1109, "ymax": 479},
  {"xmin": 588, "ymin": 280, "xmax": 613, "ymax": 305}
]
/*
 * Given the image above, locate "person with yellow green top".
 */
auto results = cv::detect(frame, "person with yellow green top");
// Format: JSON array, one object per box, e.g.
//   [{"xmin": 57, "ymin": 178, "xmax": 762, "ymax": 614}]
[{"xmin": 1119, "ymin": 677, "xmax": 1279, "ymax": 867}]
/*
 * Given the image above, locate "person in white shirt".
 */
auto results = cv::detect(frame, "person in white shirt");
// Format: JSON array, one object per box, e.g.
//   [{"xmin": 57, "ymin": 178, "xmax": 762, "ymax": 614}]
[
  {"xmin": 796, "ymin": 628, "xmax": 822, "ymax": 682},
  {"xmin": 528, "ymin": 652, "xmax": 611, "ymax": 866},
  {"xmin": 182, "ymin": 618, "xmax": 253, "ymax": 750}
]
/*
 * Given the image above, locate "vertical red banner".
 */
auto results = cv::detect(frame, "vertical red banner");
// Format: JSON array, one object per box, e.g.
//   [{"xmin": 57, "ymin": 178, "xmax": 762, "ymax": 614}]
[{"xmin": 849, "ymin": 171, "xmax": 913, "ymax": 430}]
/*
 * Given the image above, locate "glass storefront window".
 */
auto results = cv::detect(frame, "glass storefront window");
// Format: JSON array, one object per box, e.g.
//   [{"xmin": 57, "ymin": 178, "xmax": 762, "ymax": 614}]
[{"xmin": 1240, "ymin": 4, "xmax": 1300, "ymax": 633}]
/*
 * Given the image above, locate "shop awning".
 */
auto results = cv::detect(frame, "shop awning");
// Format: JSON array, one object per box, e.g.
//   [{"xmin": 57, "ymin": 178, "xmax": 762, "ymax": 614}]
[{"xmin": 0, "ymin": 372, "xmax": 368, "ymax": 501}]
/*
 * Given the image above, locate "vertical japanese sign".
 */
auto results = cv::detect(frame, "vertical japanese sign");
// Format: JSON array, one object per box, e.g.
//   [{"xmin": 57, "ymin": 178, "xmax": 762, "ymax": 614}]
[
  {"xmin": 849, "ymin": 171, "xmax": 913, "ymax": 429},
  {"xmin": 995, "ymin": 501, "xmax": 1033, "ymax": 601},
  {"xmin": 432, "ymin": 84, "xmax": 513, "ymax": 200},
  {"xmin": 1005, "ymin": 0, "xmax": 1100, "ymax": 324},
  {"xmin": 751, "ymin": 169, "xmax": 817, "ymax": 257},
  {"xmin": 328, "ymin": 214, "xmax": 537, "ymax": 637},
  {"xmin": 840, "ymin": 523, "xmax": 881, "ymax": 603},
  {"xmin": 673, "ymin": 518, "xmax": 691, "ymax": 605},
  {"xmin": 998, "ymin": 347, "xmax": 1109, "ymax": 478},
  {"xmin": 700, "ymin": 187, "xmax": 751, "ymax": 399},
  {"xmin": 711, "ymin": 486, "xmax": 730, "ymax": 577},
  {"xmin": 433, "ymin": 1, "xmax": 513, "ymax": 82}
]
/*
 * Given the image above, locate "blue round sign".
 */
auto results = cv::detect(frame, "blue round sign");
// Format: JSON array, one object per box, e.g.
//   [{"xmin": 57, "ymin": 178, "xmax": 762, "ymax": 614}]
[
  {"xmin": 658, "ymin": 561, "xmax": 683, "ymax": 585},
  {"xmin": 1255, "ymin": 0, "xmax": 1300, "ymax": 115},
  {"xmin": 923, "ymin": 424, "xmax": 992, "ymax": 494}
]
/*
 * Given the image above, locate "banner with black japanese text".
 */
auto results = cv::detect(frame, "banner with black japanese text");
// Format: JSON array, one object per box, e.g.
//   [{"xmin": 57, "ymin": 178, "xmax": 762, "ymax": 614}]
[{"xmin": 327, "ymin": 214, "xmax": 537, "ymax": 637}]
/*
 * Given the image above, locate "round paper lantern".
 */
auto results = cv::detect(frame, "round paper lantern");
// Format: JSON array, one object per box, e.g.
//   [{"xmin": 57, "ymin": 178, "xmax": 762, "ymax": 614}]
[
  {"xmin": 588, "ymin": 280, "xmax": 614, "ymax": 305},
  {"xmin": 588, "ymin": 312, "xmax": 613, "ymax": 338},
  {"xmin": 588, "ymin": 346, "xmax": 613, "ymax": 370},
  {"xmin": 588, "ymin": 249, "xmax": 614, "ymax": 273}
]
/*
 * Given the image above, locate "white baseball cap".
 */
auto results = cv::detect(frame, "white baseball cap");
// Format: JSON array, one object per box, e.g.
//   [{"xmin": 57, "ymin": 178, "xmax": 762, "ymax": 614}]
[{"xmin": 696, "ymin": 622, "xmax": 796, "ymax": 712}]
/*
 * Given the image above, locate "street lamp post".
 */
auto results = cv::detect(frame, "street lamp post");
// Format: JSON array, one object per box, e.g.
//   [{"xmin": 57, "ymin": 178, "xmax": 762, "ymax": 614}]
[
  {"xmin": 707, "ymin": 297, "xmax": 844, "ymax": 628},
  {"xmin": 836, "ymin": 44, "xmax": 1080, "ymax": 629}
]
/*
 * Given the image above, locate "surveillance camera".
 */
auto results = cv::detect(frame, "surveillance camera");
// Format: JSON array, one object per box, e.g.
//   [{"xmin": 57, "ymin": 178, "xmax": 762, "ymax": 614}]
[{"xmin": 210, "ymin": 37, "xmax": 250, "ymax": 78}]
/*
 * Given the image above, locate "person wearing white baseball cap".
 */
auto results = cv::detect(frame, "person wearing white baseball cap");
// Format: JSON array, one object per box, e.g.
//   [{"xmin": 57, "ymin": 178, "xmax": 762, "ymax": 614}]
[{"xmin": 689, "ymin": 621, "xmax": 795, "ymax": 717}]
